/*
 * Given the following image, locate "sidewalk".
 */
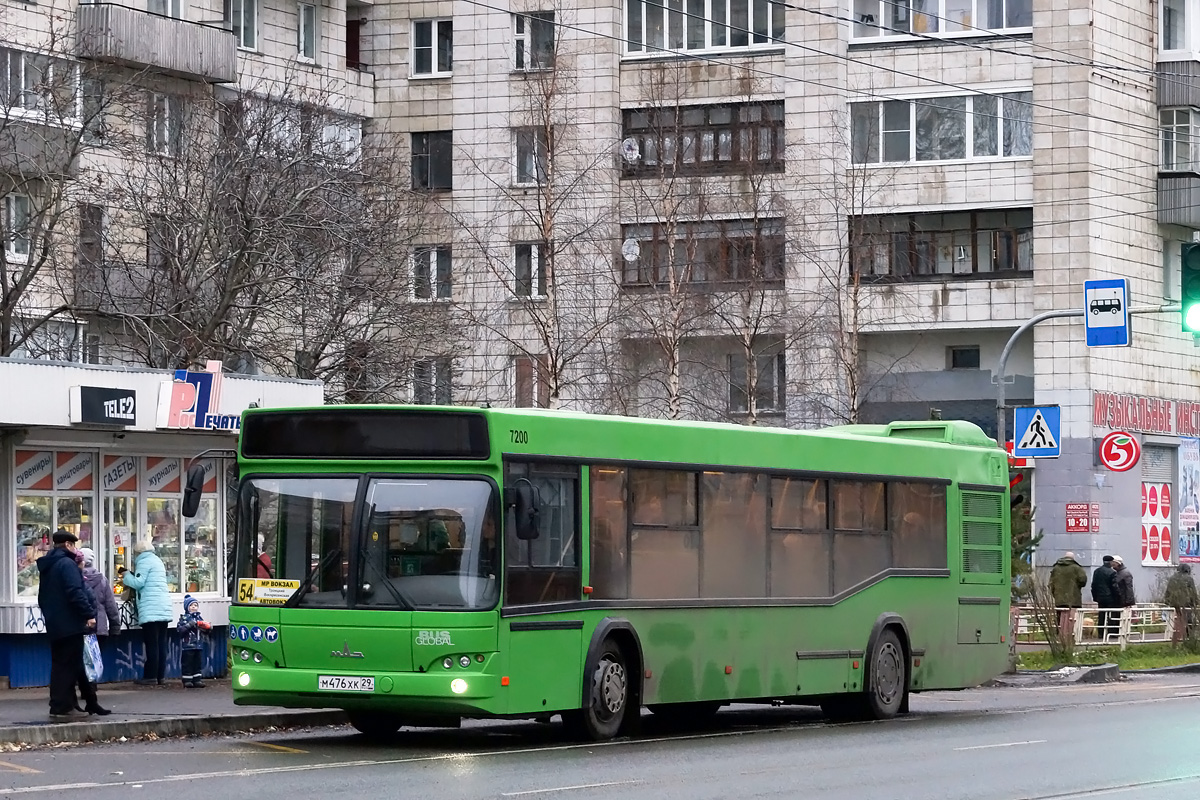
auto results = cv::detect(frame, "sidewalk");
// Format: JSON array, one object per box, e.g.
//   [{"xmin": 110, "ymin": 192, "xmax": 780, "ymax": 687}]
[{"xmin": 0, "ymin": 680, "xmax": 347, "ymax": 746}]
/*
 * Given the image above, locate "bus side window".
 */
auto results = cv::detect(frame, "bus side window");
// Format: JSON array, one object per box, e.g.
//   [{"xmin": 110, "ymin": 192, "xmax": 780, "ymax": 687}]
[
  {"xmin": 589, "ymin": 467, "xmax": 628, "ymax": 600},
  {"xmin": 889, "ymin": 482, "xmax": 948, "ymax": 569},
  {"xmin": 504, "ymin": 463, "xmax": 581, "ymax": 605}
]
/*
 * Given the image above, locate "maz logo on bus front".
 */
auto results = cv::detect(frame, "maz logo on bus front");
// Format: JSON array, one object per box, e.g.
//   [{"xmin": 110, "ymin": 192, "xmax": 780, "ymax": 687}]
[{"xmin": 415, "ymin": 630, "xmax": 454, "ymax": 646}]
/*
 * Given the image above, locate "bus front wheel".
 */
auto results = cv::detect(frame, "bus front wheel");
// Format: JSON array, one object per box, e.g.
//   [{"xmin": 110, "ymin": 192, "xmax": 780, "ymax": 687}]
[
  {"xmin": 563, "ymin": 639, "xmax": 628, "ymax": 741},
  {"xmin": 348, "ymin": 710, "xmax": 401, "ymax": 738},
  {"xmin": 864, "ymin": 628, "xmax": 907, "ymax": 720}
]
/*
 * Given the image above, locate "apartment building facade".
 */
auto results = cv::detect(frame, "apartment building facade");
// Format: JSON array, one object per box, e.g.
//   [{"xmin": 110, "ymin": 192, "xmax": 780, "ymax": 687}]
[{"xmin": 4, "ymin": 0, "xmax": 1200, "ymax": 648}]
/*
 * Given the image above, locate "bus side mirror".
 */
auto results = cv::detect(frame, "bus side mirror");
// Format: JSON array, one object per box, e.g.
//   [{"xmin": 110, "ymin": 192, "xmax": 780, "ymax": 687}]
[
  {"xmin": 505, "ymin": 479, "xmax": 541, "ymax": 541},
  {"xmin": 182, "ymin": 463, "xmax": 206, "ymax": 518}
]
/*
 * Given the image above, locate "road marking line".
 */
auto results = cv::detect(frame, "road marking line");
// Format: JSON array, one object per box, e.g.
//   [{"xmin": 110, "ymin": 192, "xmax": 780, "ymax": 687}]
[
  {"xmin": 500, "ymin": 780, "xmax": 641, "ymax": 796},
  {"xmin": 954, "ymin": 739, "xmax": 1046, "ymax": 751},
  {"xmin": 242, "ymin": 741, "xmax": 308, "ymax": 754},
  {"xmin": 0, "ymin": 761, "xmax": 42, "ymax": 775}
]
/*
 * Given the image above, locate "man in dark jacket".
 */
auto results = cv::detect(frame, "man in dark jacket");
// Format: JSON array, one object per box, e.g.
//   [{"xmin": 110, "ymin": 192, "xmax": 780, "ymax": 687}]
[
  {"xmin": 37, "ymin": 530, "xmax": 97, "ymax": 719},
  {"xmin": 1050, "ymin": 552, "xmax": 1087, "ymax": 645},
  {"xmin": 1110, "ymin": 555, "xmax": 1136, "ymax": 641},
  {"xmin": 1165, "ymin": 564, "xmax": 1199, "ymax": 644},
  {"xmin": 1091, "ymin": 555, "xmax": 1118, "ymax": 641}
]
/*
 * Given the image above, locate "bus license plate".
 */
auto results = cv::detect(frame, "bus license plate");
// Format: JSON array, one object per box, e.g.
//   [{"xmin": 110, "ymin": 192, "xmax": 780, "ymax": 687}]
[{"xmin": 318, "ymin": 675, "xmax": 375, "ymax": 692}]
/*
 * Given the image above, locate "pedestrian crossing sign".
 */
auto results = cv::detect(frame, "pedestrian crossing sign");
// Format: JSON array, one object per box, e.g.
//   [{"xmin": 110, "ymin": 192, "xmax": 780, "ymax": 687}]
[{"xmin": 1013, "ymin": 405, "xmax": 1061, "ymax": 458}]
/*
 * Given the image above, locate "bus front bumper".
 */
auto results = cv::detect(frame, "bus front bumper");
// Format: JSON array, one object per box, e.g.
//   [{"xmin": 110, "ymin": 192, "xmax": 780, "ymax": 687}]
[{"xmin": 230, "ymin": 665, "xmax": 504, "ymax": 716}]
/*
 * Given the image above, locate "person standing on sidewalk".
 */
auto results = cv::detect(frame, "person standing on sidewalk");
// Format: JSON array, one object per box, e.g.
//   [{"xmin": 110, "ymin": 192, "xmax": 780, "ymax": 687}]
[
  {"xmin": 36, "ymin": 530, "xmax": 97, "ymax": 719},
  {"xmin": 76, "ymin": 548, "xmax": 117, "ymax": 715},
  {"xmin": 1091, "ymin": 555, "xmax": 1119, "ymax": 641},
  {"xmin": 175, "ymin": 595, "xmax": 211, "ymax": 688},
  {"xmin": 1111, "ymin": 555, "xmax": 1136, "ymax": 638},
  {"xmin": 1165, "ymin": 564, "xmax": 1199, "ymax": 645},
  {"xmin": 1050, "ymin": 551, "xmax": 1087, "ymax": 646},
  {"xmin": 121, "ymin": 539, "xmax": 172, "ymax": 686}
]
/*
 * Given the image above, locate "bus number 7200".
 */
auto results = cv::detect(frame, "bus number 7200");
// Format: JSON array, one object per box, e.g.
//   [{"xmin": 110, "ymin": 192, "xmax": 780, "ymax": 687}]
[{"xmin": 510, "ymin": 430, "xmax": 529, "ymax": 444}]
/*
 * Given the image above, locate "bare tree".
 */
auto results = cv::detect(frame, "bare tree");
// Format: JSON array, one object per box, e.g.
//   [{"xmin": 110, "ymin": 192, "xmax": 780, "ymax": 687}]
[
  {"xmin": 73, "ymin": 72, "xmax": 449, "ymax": 398},
  {"xmin": 0, "ymin": 23, "xmax": 125, "ymax": 359},
  {"xmin": 448, "ymin": 7, "xmax": 621, "ymax": 409},
  {"xmin": 794, "ymin": 109, "xmax": 914, "ymax": 425},
  {"xmin": 615, "ymin": 62, "xmax": 815, "ymax": 425}
]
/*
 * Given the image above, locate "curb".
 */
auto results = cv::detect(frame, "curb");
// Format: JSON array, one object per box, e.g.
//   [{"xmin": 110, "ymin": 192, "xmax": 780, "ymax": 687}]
[
  {"xmin": 0, "ymin": 709, "xmax": 349, "ymax": 746},
  {"xmin": 1061, "ymin": 663, "xmax": 1120, "ymax": 683},
  {"xmin": 1122, "ymin": 662, "xmax": 1200, "ymax": 674}
]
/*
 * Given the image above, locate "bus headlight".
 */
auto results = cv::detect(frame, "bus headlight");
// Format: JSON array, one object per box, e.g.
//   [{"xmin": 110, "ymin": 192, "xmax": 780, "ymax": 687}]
[
  {"xmin": 240, "ymin": 649, "xmax": 250, "ymax": 661},
  {"xmin": 459, "ymin": 656, "xmax": 471, "ymax": 668},
  {"xmin": 443, "ymin": 657, "xmax": 453, "ymax": 669},
  {"xmin": 238, "ymin": 672, "xmax": 251, "ymax": 687},
  {"xmin": 450, "ymin": 678, "xmax": 468, "ymax": 695},
  {"xmin": 253, "ymin": 653, "xmax": 263, "ymax": 663}
]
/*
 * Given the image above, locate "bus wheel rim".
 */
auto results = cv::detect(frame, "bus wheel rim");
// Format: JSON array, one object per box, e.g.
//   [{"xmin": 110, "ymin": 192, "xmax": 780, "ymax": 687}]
[
  {"xmin": 875, "ymin": 641, "xmax": 902, "ymax": 705},
  {"xmin": 597, "ymin": 659, "xmax": 627, "ymax": 717}
]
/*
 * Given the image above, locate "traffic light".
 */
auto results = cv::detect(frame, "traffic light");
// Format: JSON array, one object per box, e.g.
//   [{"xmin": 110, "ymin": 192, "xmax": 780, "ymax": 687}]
[{"xmin": 1182, "ymin": 243, "xmax": 1200, "ymax": 332}]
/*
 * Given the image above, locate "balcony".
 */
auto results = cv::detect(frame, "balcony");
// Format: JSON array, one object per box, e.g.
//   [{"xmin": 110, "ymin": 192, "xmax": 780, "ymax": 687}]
[
  {"xmin": 76, "ymin": 3, "xmax": 237, "ymax": 83},
  {"xmin": 1160, "ymin": 174, "xmax": 1200, "ymax": 228},
  {"xmin": 0, "ymin": 121, "xmax": 76, "ymax": 176}
]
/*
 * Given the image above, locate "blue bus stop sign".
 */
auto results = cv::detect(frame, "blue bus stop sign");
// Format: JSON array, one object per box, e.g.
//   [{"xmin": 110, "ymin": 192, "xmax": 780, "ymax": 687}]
[{"xmin": 1084, "ymin": 278, "xmax": 1130, "ymax": 347}]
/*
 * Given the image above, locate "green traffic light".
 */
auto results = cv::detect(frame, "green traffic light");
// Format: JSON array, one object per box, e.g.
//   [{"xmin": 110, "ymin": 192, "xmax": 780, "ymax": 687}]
[
  {"xmin": 1186, "ymin": 304, "xmax": 1200, "ymax": 332},
  {"xmin": 1182, "ymin": 243, "xmax": 1200, "ymax": 332}
]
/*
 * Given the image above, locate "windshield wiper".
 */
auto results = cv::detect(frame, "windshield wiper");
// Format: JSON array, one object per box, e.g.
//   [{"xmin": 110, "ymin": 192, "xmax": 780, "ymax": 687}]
[
  {"xmin": 285, "ymin": 547, "xmax": 343, "ymax": 608},
  {"xmin": 359, "ymin": 504, "xmax": 412, "ymax": 609}
]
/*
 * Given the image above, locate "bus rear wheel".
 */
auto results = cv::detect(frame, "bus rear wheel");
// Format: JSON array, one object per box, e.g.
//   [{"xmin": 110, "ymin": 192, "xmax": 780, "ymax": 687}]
[
  {"xmin": 563, "ymin": 639, "xmax": 628, "ymax": 741},
  {"xmin": 347, "ymin": 710, "xmax": 401, "ymax": 738},
  {"xmin": 864, "ymin": 629, "xmax": 907, "ymax": 720}
]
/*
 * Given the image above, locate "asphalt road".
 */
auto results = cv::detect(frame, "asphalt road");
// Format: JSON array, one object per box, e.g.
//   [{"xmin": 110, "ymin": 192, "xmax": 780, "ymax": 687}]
[{"xmin": 2, "ymin": 675, "xmax": 1199, "ymax": 800}]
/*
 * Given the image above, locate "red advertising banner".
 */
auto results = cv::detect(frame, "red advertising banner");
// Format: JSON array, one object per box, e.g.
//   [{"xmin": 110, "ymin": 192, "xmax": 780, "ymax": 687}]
[{"xmin": 1066, "ymin": 503, "xmax": 1090, "ymax": 533}]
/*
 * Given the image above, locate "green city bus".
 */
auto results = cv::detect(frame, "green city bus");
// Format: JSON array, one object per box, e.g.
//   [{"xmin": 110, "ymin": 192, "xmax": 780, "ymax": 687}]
[{"xmin": 226, "ymin": 406, "xmax": 1011, "ymax": 740}]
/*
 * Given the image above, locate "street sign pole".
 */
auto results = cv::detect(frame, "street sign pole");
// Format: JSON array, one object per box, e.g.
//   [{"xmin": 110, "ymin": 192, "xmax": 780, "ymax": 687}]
[{"xmin": 994, "ymin": 303, "xmax": 1182, "ymax": 447}]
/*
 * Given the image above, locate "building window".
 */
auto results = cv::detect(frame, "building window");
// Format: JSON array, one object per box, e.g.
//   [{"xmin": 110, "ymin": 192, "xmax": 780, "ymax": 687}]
[
  {"xmin": 0, "ymin": 46, "xmax": 79, "ymax": 122},
  {"xmin": 346, "ymin": 16, "xmax": 364, "ymax": 69},
  {"xmin": 851, "ymin": 92, "xmax": 1033, "ymax": 164},
  {"xmin": 148, "ymin": 0, "xmax": 182, "ymax": 18},
  {"xmin": 948, "ymin": 345, "xmax": 981, "ymax": 369},
  {"xmin": 9, "ymin": 319, "xmax": 86, "ymax": 362},
  {"xmin": 411, "ymin": 131, "xmax": 452, "ymax": 191},
  {"xmin": 514, "ymin": 354, "xmax": 551, "ymax": 407},
  {"xmin": 81, "ymin": 76, "xmax": 106, "ymax": 144},
  {"xmin": 225, "ymin": 0, "xmax": 257, "ymax": 50},
  {"xmin": 851, "ymin": 208, "xmax": 1033, "ymax": 281},
  {"xmin": 412, "ymin": 18, "xmax": 453, "ymax": 76},
  {"xmin": 1162, "ymin": 108, "xmax": 1198, "ymax": 171},
  {"xmin": 515, "ymin": 127, "xmax": 550, "ymax": 185},
  {"xmin": 850, "ymin": 0, "xmax": 1031, "ymax": 39},
  {"xmin": 297, "ymin": 3, "xmax": 318, "ymax": 61},
  {"xmin": 729, "ymin": 349, "xmax": 785, "ymax": 414},
  {"xmin": 1164, "ymin": 0, "xmax": 1188, "ymax": 51},
  {"xmin": 621, "ymin": 218, "xmax": 785, "ymax": 287},
  {"xmin": 413, "ymin": 358, "xmax": 453, "ymax": 404},
  {"xmin": 515, "ymin": 242, "xmax": 548, "ymax": 297},
  {"xmin": 514, "ymin": 12, "xmax": 554, "ymax": 70},
  {"xmin": 625, "ymin": 0, "xmax": 784, "ymax": 54},
  {"xmin": 413, "ymin": 245, "xmax": 452, "ymax": 299},
  {"xmin": 622, "ymin": 102, "xmax": 784, "ymax": 177},
  {"xmin": 146, "ymin": 93, "xmax": 183, "ymax": 156},
  {"xmin": 78, "ymin": 203, "xmax": 104, "ymax": 271},
  {"xmin": 4, "ymin": 194, "xmax": 32, "ymax": 259}
]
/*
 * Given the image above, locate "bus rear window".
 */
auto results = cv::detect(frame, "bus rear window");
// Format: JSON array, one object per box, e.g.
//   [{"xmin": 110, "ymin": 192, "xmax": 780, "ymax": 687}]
[{"xmin": 241, "ymin": 410, "xmax": 490, "ymax": 460}]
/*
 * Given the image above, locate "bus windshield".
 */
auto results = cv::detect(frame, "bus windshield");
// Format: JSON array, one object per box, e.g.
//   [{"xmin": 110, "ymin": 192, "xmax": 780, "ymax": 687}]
[{"xmin": 236, "ymin": 476, "xmax": 498, "ymax": 610}]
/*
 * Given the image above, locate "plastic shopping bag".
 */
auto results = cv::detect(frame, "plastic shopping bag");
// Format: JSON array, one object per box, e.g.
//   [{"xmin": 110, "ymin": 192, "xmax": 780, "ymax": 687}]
[{"xmin": 83, "ymin": 633, "xmax": 103, "ymax": 683}]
